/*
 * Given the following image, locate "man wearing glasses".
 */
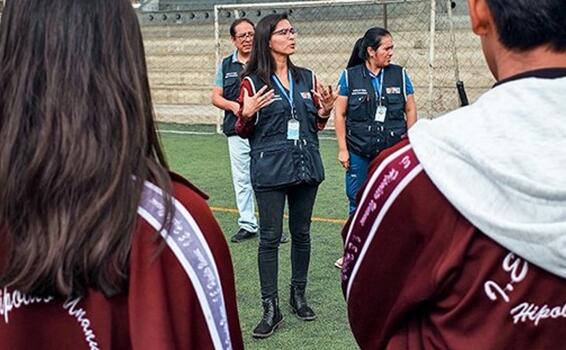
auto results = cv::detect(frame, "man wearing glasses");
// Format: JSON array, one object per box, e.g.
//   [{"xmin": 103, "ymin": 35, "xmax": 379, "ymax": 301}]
[{"xmin": 212, "ymin": 19, "xmax": 265, "ymax": 243}]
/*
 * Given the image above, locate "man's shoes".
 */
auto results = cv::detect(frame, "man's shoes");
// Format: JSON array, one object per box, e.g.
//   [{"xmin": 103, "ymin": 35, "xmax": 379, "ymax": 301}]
[
  {"xmin": 230, "ymin": 228, "xmax": 256, "ymax": 243},
  {"xmin": 252, "ymin": 297, "xmax": 284, "ymax": 339},
  {"xmin": 280, "ymin": 233, "xmax": 289, "ymax": 244},
  {"xmin": 289, "ymin": 285, "xmax": 316, "ymax": 321}
]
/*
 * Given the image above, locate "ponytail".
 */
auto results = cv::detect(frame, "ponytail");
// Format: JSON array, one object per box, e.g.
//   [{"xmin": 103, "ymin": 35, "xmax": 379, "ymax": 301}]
[
  {"xmin": 346, "ymin": 27, "xmax": 392, "ymax": 69},
  {"xmin": 346, "ymin": 37, "xmax": 366, "ymax": 68}
]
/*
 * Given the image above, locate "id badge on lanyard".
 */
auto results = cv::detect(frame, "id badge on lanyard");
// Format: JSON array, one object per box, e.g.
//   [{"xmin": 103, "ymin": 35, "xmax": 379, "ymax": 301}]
[
  {"xmin": 375, "ymin": 105, "xmax": 387, "ymax": 122},
  {"xmin": 287, "ymin": 119, "xmax": 300, "ymax": 140},
  {"xmin": 272, "ymin": 72, "xmax": 300, "ymax": 141},
  {"xmin": 374, "ymin": 70, "xmax": 387, "ymax": 122}
]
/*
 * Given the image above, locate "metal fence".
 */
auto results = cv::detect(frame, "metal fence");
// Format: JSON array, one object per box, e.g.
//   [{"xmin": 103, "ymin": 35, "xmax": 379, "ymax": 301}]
[{"xmin": 139, "ymin": 0, "xmax": 493, "ymax": 133}]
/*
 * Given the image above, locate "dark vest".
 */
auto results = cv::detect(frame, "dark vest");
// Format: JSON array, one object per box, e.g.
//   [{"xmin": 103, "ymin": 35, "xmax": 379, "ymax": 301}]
[
  {"xmin": 345, "ymin": 64, "xmax": 407, "ymax": 158},
  {"xmin": 221, "ymin": 55, "xmax": 244, "ymax": 136},
  {"xmin": 245, "ymin": 68, "xmax": 325, "ymax": 191}
]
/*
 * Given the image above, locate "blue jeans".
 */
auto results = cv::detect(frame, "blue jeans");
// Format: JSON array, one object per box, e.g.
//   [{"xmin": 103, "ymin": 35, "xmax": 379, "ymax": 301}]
[
  {"xmin": 345, "ymin": 152, "xmax": 371, "ymax": 214},
  {"xmin": 227, "ymin": 135, "xmax": 258, "ymax": 233}
]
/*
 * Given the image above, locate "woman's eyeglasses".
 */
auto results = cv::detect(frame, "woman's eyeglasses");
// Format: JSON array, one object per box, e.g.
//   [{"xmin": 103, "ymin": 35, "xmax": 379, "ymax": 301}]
[{"xmin": 272, "ymin": 27, "xmax": 298, "ymax": 37}]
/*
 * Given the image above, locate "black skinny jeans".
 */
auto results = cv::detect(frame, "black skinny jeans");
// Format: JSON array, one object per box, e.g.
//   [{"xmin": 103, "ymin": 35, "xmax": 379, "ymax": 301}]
[{"xmin": 255, "ymin": 182, "xmax": 319, "ymax": 300}]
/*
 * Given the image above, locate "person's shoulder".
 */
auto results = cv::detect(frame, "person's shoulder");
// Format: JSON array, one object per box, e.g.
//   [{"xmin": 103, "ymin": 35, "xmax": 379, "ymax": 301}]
[
  {"xmin": 346, "ymin": 64, "xmax": 364, "ymax": 74},
  {"xmin": 366, "ymin": 138, "xmax": 452, "ymax": 218},
  {"xmin": 241, "ymin": 73, "xmax": 264, "ymax": 93},
  {"xmin": 295, "ymin": 66, "xmax": 315, "ymax": 80},
  {"xmin": 295, "ymin": 66, "xmax": 312, "ymax": 74},
  {"xmin": 294, "ymin": 67, "xmax": 316, "ymax": 89},
  {"xmin": 217, "ymin": 55, "xmax": 233, "ymax": 77},
  {"xmin": 167, "ymin": 173, "xmax": 226, "ymax": 244},
  {"xmin": 170, "ymin": 171, "xmax": 208, "ymax": 201},
  {"xmin": 356, "ymin": 139, "xmax": 428, "ymax": 229},
  {"xmin": 135, "ymin": 172, "xmax": 230, "ymax": 280},
  {"xmin": 132, "ymin": 174, "xmax": 241, "ymax": 350},
  {"xmin": 385, "ymin": 63, "xmax": 404, "ymax": 74},
  {"xmin": 222, "ymin": 54, "xmax": 233, "ymax": 65},
  {"xmin": 353, "ymin": 138, "xmax": 474, "ymax": 251},
  {"xmin": 342, "ymin": 137, "xmax": 469, "ymax": 291},
  {"xmin": 369, "ymin": 138, "xmax": 416, "ymax": 176},
  {"xmin": 136, "ymin": 172, "xmax": 223, "ymax": 251},
  {"xmin": 365, "ymin": 139, "xmax": 477, "ymax": 247}
]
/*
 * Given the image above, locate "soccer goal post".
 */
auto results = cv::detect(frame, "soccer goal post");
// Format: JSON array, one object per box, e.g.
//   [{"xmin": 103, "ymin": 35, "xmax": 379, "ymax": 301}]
[{"xmin": 213, "ymin": 0, "xmax": 460, "ymax": 132}]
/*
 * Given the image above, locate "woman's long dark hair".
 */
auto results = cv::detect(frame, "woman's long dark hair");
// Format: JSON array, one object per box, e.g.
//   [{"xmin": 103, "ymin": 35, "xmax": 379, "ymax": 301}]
[
  {"xmin": 0, "ymin": 0, "xmax": 172, "ymax": 298},
  {"xmin": 347, "ymin": 27, "xmax": 392, "ymax": 68},
  {"xmin": 241, "ymin": 13, "xmax": 301, "ymax": 87}
]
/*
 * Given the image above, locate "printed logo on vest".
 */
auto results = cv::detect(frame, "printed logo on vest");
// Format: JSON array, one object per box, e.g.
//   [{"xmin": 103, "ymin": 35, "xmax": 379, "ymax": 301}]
[
  {"xmin": 300, "ymin": 91, "xmax": 312, "ymax": 100},
  {"xmin": 351, "ymin": 89, "xmax": 368, "ymax": 96},
  {"xmin": 386, "ymin": 87, "xmax": 401, "ymax": 94},
  {"xmin": 224, "ymin": 72, "xmax": 239, "ymax": 79}
]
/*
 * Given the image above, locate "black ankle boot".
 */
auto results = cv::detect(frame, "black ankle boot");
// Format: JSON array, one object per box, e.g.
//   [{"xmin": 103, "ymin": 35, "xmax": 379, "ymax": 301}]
[
  {"xmin": 252, "ymin": 297, "xmax": 283, "ymax": 339},
  {"xmin": 289, "ymin": 285, "xmax": 316, "ymax": 321}
]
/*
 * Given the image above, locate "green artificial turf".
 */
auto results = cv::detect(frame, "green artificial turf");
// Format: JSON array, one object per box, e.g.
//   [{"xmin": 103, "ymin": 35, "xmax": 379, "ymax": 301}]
[{"xmin": 160, "ymin": 127, "xmax": 357, "ymax": 350}]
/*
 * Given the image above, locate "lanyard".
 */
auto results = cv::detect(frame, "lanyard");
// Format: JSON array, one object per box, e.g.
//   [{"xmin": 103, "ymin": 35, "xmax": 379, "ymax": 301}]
[
  {"xmin": 271, "ymin": 71, "xmax": 296, "ymax": 119},
  {"xmin": 373, "ymin": 69, "xmax": 385, "ymax": 106}
]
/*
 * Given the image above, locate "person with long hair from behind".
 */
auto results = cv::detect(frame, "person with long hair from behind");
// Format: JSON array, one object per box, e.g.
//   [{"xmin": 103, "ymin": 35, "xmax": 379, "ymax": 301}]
[
  {"xmin": 0, "ymin": 1, "xmax": 243, "ymax": 349},
  {"xmin": 333, "ymin": 27, "xmax": 417, "ymax": 268},
  {"xmin": 235, "ymin": 13, "xmax": 336, "ymax": 339}
]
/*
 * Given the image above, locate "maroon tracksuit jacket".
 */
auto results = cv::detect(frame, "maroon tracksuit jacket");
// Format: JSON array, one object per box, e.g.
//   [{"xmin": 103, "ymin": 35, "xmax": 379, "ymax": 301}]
[
  {"xmin": 342, "ymin": 139, "xmax": 566, "ymax": 349},
  {"xmin": 0, "ymin": 175, "xmax": 244, "ymax": 350}
]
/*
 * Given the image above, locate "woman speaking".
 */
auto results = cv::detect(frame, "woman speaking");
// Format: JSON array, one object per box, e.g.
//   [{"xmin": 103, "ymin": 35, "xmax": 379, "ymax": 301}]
[{"xmin": 236, "ymin": 13, "xmax": 336, "ymax": 339}]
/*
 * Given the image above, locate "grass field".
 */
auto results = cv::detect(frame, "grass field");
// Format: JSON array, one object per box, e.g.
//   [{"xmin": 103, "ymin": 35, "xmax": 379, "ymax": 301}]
[{"xmin": 159, "ymin": 123, "xmax": 358, "ymax": 349}]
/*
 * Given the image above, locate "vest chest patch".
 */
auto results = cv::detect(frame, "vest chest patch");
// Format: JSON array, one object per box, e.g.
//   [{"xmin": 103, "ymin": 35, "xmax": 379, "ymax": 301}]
[
  {"xmin": 352, "ymin": 89, "xmax": 368, "ymax": 96},
  {"xmin": 300, "ymin": 91, "xmax": 312, "ymax": 100},
  {"xmin": 272, "ymin": 94, "xmax": 283, "ymax": 101},
  {"xmin": 386, "ymin": 87, "xmax": 401, "ymax": 94},
  {"xmin": 224, "ymin": 71, "xmax": 239, "ymax": 79}
]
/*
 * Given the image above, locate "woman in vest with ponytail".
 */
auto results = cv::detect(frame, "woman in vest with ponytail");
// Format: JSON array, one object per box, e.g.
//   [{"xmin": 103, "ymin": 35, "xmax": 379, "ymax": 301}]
[
  {"xmin": 334, "ymin": 28, "xmax": 417, "ymax": 268},
  {"xmin": 235, "ymin": 13, "xmax": 336, "ymax": 339}
]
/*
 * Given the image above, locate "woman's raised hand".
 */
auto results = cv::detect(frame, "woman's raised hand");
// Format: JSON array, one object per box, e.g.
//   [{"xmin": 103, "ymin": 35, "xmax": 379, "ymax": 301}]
[
  {"xmin": 312, "ymin": 82, "xmax": 338, "ymax": 117},
  {"xmin": 241, "ymin": 85, "xmax": 275, "ymax": 120}
]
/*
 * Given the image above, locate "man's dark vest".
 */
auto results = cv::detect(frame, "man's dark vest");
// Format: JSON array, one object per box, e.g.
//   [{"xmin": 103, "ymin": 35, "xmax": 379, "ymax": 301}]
[
  {"xmin": 244, "ymin": 68, "xmax": 325, "ymax": 191},
  {"xmin": 221, "ymin": 55, "xmax": 244, "ymax": 136},
  {"xmin": 345, "ymin": 64, "xmax": 407, "ymax": 158}
]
